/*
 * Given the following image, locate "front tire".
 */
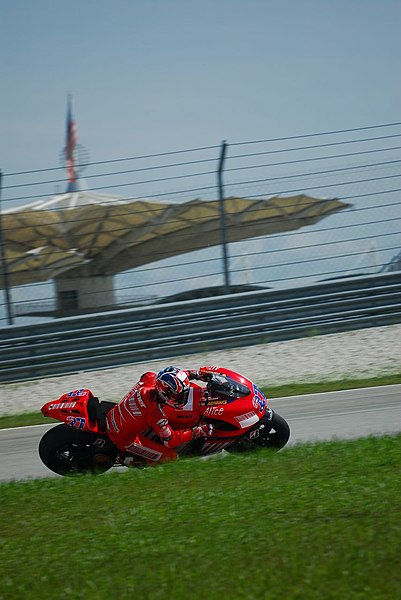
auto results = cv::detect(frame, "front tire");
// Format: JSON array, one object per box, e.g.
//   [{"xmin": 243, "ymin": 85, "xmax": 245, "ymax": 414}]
[
  {"xmin": 229, "ymin": 410, "xmax": 290, "ymax": 453},
  {"xmin": 260, "ymin": 412, "xmax": 290, "ymax": 449},
  {"xmin": 39, "ymin": 424, "xmax": 118, "ymax": 476}
]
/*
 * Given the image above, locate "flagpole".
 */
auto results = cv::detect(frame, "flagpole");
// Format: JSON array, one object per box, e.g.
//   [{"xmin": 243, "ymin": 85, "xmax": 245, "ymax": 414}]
[
  {"xmin": 65, "ymin": 94, "xmax": 78, "ymax": 192},
  {"xmin": 0, "ymin": 170, "xmax": 14, "ymax": 325}
]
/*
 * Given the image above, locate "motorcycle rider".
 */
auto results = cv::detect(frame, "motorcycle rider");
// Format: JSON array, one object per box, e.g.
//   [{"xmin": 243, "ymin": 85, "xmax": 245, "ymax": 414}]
[{"xmin": 106, "ymin": 365, "xmax": 217, "ymax": 464}]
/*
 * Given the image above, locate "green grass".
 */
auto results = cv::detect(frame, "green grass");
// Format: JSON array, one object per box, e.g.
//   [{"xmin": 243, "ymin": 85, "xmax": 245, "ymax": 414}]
[
  {"xmin": 1, "ymin": 372, "xmax": 400, "ymax": 429},
  {"xmin": 263, "ymin": 372, "xmax": 401, "ymax": 398},
  {"xmin": 1, "ymin": 435, "xmax": 400, "ymax": 599},
  {"xmin": 0, "ymin": 411, "xmax": 50, "ymax": 429}
]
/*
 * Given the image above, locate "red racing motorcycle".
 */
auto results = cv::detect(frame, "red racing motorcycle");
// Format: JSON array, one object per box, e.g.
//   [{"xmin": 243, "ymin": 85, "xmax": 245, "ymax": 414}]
[{"xmin": 39, "ymin": 368, "xmax": 290, "ymax": 476}]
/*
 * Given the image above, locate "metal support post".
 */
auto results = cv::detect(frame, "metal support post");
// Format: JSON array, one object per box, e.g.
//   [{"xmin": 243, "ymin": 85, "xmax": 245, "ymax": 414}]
[
  {"xmin": 0, "ymin": 171, "xmax": 14, "ymax": 325},
  {"xmin": 218, "ymin": 141, "xmax": 230, "ymax": 292}
]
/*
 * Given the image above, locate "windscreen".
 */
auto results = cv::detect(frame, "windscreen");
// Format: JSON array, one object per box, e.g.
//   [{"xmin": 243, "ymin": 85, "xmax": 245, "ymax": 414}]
[{"xmin": 207, "ymin": 375, "xmax": 251, "ymax": 399}]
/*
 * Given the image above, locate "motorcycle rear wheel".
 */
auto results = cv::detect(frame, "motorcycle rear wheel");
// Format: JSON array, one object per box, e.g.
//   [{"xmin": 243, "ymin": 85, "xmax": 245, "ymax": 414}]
[{"xmin": 39, "ymin": 424, "xmax": 118, "ymax": 476}]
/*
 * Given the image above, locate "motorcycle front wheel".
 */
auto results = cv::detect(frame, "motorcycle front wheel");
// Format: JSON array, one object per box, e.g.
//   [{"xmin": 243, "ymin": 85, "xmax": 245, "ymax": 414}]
[
  {"xmin": 229, "ymin": 410, "xmax": 290, "ymax": 453},
  {"xmin": 38, "ymin": 424, "xmax": 118, "ymax": 476},
  {"xmin": 259, "ymin": 411, "xmax": 290, "ymax": 449}
]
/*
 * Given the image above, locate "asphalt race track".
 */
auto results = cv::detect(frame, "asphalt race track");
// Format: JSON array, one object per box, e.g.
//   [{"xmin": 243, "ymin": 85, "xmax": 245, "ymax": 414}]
[{"xmin": 0, "ymin": 385, "xmax": 400, "ymax": 482}]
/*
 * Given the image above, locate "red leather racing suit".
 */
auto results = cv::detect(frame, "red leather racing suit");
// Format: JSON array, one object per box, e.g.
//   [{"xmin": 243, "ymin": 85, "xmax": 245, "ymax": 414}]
[{"xmin": 106, "ymin": 371, "xmax": 199, "ymax": 463}]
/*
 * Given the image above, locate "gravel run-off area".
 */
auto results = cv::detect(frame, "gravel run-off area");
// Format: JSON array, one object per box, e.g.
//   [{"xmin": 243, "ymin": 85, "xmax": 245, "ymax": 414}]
[{"xmin": 0, "ymin": 324, "xmax": 400, "ymax": 416}]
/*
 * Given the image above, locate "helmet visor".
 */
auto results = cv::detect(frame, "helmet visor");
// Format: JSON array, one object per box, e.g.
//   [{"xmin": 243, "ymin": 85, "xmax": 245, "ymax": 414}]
[{"xmin": 174, "ymin": 388, "xmax": 189, "ymax": 406}]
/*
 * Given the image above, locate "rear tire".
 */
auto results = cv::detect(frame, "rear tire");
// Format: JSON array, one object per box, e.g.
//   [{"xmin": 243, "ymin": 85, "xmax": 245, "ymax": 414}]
[{"xmin": 39, "ymin": 424, "xmax": 118, "ymax": 476}]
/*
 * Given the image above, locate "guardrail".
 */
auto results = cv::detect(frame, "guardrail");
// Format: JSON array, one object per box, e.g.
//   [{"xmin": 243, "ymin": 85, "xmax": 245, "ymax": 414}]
[{"xmin": 1, "ymin": 272, "xmax": 400, "ymax": 383}]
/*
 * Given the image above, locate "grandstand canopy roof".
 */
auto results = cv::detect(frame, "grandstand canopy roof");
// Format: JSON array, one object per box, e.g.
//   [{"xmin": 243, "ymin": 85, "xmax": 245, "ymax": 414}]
[{"xmin": 1, "ymin": 191, "xmax": 350, "ymax": 287}]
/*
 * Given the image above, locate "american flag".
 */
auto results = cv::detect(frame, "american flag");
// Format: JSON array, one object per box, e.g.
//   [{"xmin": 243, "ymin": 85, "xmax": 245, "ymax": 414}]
[{"xmin": 65, "ymin": 96, "xmax": 78, "ymax": 183}]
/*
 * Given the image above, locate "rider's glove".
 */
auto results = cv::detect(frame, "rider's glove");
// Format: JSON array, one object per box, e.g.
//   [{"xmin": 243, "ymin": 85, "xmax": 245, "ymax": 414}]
[
  {"xmin": 187, "ymin": 370, "xmax": 200, "ymax": 380},
  {"xmin": 192, "ymin": 423, "xmax": 215, "ymax": 439}
]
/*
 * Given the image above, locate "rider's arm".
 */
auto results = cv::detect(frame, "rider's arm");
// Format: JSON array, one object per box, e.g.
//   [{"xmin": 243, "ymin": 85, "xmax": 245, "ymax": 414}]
[
  {"xmin": 186, "ymin": 366, "xmax": 221, "ymax": 381},
  {"xmin": 151, "ymin": 407, "xmax": 213, "ymax": 448},
  {"xmin": 155, "ymin": 418, "xmax": 193, "ymax": 448}
]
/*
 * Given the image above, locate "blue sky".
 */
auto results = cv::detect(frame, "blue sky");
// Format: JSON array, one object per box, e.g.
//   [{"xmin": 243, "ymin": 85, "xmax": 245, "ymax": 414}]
[
  {"xmin": 1, "ymin": 0, "xmax": 400, "ymax": 172},
  {"xmin": 0, "ymin": 1, "xmax": 400, "ymax": 322}
]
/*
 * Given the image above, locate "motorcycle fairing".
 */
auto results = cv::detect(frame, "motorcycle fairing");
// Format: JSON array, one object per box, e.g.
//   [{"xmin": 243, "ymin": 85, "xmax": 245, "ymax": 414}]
[
  {"xmin": 41, "ymin": 388, "xmax": 106, "ymax": 434},
  {"xmin": 198, "ymin": 369, "xmax": 268, "ymax": 438}
]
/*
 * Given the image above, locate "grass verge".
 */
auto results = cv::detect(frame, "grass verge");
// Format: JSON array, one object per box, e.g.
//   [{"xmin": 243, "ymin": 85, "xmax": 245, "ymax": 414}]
[
  {"xmin": 1, "ymin": 372, "xmax": 400, "ymax": 430},
  {"xmin": 1, "ymin": 435, "xmax": 400, "ymax": 599}
]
